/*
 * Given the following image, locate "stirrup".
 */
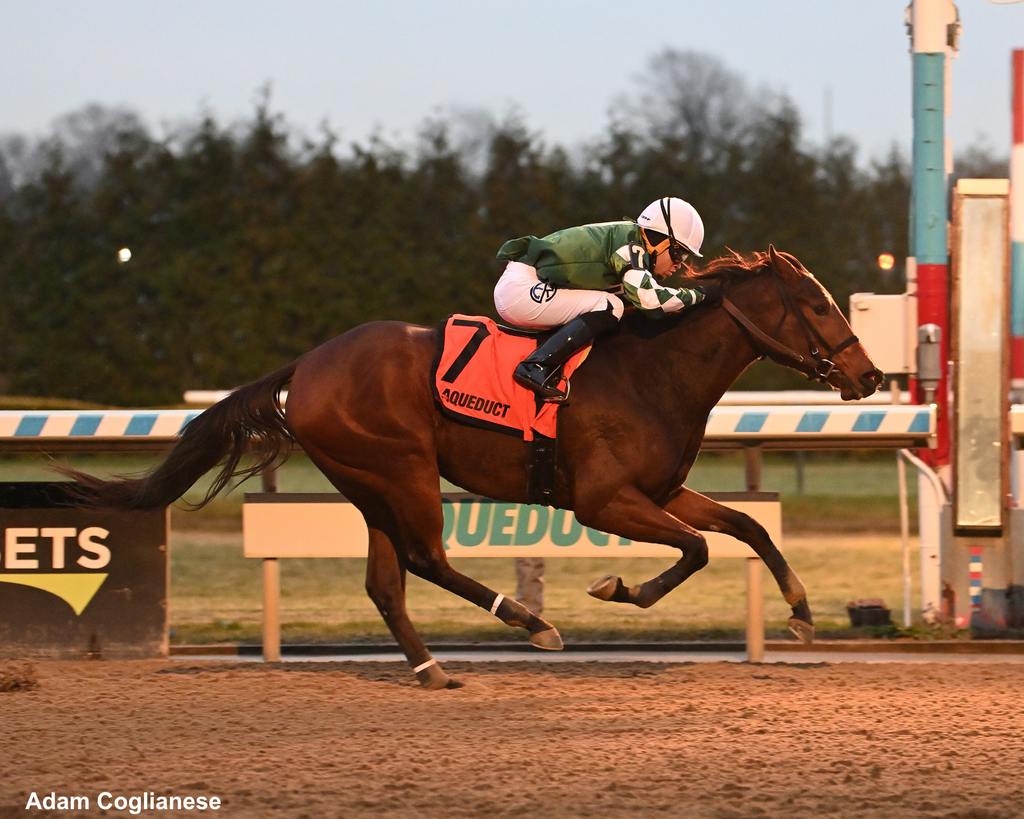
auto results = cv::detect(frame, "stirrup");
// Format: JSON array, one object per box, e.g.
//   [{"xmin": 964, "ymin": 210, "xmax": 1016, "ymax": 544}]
[
  {"xmin": 514, "ymin": 365, "xmax": 571, "ymax": 404},
  {"xmin": 540, "ymin": 376, "xmax": 571, "ymax": 404}
]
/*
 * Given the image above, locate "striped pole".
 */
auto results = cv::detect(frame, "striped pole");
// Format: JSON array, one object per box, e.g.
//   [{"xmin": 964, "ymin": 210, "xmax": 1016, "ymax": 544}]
[
  {"xmin": 1013, "ymin": 50, "xmax": 1024, "ymax": 390},
  {"xmin": 968, "ymin": 545, "xmax": 983, "ymax": 626},
  {"xmin": 909, "ymin": 0, "xmax": 956, "ymax": 623},
  {"xmin": 910, "ymin": 0, "xmax": 954, "ymax": 468}
]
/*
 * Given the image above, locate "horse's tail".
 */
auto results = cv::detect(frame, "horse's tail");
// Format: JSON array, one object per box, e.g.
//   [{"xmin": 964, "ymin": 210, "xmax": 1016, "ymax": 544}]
[{"xmin": 59, "ymin": 360, "xmax": 298, "ymax": 510}]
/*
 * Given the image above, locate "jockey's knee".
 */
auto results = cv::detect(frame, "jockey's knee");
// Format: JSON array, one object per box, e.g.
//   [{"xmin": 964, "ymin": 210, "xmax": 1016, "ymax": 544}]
[
  {"xmin": 594, "ymin": 296, "xmax": 625, "ymax": 321},
  {"xmin": 577, "ymin": 298, "xmax": 623, "ymax": 334}
]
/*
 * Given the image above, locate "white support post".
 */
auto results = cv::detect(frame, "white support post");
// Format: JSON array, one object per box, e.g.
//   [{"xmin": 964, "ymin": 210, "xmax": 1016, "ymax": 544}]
[
  {"xmin": 262, "ymin": 558, "xmax": 281, "ymax": 662},
  {"xmin": 260, "ymin": 464, "xmax": 281, "ymax": 661},
  {"xmin": 742, "ymin": 446, "xmax": 766, "ymax": 662},
  {"xmin": 746, "ymin": 558, "xmax": 764, "ymax": 663}
]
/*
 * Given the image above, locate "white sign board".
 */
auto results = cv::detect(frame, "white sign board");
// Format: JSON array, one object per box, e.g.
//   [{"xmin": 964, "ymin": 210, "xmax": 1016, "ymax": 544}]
[{"xmin": 243, "ymin": 493, "xmax": 781, "ymax": 560}]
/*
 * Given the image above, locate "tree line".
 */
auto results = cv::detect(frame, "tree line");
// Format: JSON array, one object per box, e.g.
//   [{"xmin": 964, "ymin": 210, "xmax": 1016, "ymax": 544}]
[{"xmin": 0, "ymin": 51, "xmax": 1006, "ymax": 405}]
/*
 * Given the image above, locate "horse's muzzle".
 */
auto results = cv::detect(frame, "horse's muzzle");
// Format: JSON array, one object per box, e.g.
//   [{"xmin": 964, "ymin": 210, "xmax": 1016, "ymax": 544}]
[{"xmin": 859, "ymin": 368, "xmax": 884, "ymax": 396}]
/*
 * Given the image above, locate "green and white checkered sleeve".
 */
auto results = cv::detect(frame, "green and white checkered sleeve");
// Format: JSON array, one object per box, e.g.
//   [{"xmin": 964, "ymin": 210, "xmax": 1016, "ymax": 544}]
[{"xmin": 620, "ymin": 267, "xmax": 707, "ymax": 315}]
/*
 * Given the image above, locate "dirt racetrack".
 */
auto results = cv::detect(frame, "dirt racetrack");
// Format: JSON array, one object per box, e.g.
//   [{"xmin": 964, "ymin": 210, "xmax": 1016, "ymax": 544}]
[{"xmin": 2, "ymin": 659, "xmax": 1023, "ymax": 818}]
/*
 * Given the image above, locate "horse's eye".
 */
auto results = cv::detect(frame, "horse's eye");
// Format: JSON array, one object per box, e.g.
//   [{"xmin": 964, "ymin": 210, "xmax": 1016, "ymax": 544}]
[{"xmin": 813, "ymin": 303, "xmax": 830, "ymax": 316}]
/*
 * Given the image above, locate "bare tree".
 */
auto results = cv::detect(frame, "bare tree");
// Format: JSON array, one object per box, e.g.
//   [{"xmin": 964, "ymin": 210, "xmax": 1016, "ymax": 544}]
[
  {"xmin": 615, "ymin": 49, "xmax": 782, "ymax": 169},
  {"xmin": 47, "ymin": 103, "xmax": 151, "ymax": 192}
]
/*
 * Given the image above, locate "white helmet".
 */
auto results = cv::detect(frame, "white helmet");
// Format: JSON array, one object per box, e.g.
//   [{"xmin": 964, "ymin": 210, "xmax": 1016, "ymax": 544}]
[{"xmin": 637, "ymin": 197, "xmax": 704, "ymax": 257}]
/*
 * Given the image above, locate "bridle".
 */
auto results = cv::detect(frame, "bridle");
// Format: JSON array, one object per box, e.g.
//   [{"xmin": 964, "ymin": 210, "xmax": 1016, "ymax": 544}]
[{"xmin": 719, "ymin": 269, "xmax": 860, "ymax": 385}]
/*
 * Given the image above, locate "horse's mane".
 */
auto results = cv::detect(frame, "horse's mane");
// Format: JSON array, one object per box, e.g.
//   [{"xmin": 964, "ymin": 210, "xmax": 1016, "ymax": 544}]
[
  {"xmin": 689, "ymin": 249, "xmax": 772, "ymax": 284},
  {"xmin": 618, "ymin": 249, "xmax": 781, "ymax": 339}
]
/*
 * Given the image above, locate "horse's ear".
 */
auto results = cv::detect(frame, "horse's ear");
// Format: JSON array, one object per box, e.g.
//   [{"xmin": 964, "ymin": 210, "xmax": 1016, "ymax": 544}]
[{"xmin": 768, "ymin": 244, "xmax": 799, "ymax": 279}]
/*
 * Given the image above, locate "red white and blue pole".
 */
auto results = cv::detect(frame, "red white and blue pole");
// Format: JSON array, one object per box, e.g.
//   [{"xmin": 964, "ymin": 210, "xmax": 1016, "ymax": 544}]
[
  {"xmin": 1012, "ymin": 49, "xmax": 1024, "ymax": 391},
  {"xmin": 908, "ymin": 0, "xmax": 957, "ymax": 622},
  {"xmin": 967, "ymin": 545, "xmax": 983, "ymax": 628}
]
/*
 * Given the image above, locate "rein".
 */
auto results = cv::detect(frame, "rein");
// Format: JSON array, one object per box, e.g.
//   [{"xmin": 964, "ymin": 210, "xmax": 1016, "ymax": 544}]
[{"xmin": 720, "ymin": 270, "xmax": 859, "ymax": 384}]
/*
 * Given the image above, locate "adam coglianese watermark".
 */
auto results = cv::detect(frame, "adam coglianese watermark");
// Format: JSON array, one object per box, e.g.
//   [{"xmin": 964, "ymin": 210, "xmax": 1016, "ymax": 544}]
[{"xmin": 25, "ymin": 790, "xmax": 221, "ymax": 814}]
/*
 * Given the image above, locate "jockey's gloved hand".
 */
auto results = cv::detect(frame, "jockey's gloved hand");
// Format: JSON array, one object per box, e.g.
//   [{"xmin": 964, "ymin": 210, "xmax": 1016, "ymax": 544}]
[{"xmin": 696, "ymin": 283, "xmax": 723, "ymax": 305}]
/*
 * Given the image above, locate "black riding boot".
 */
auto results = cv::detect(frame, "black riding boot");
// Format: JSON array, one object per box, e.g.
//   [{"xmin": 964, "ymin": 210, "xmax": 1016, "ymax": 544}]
[{"xmin": 514, "ymin": 309, "xmax": 620, "ymax": 402}]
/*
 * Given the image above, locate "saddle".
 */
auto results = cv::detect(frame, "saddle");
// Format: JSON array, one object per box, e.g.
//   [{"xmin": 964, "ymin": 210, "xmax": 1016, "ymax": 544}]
[{"xmin": 432, "ymin": 315, "xmax": 591, "ymax": 504}]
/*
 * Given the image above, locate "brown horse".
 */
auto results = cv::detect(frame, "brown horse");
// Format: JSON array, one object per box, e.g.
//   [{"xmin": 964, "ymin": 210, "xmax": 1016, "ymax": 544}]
[{"xmin": 65, "ymin": 246, "xmax": 882, "ymax": 689}]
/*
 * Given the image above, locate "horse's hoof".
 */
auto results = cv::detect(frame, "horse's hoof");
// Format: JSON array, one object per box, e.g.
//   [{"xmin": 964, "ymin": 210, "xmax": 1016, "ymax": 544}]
[
  {"xmin": 587, "ymin": 575, "xmax": 621, "ymax": 601},
  {"xmin": 529, "ymin": 626, "xmax": 564, "ymax": 651},
  {"xmin": 788, "ymin": 617, "xmax": 815, "ymax": 644},
  {"xmin": 416, "ymin": 663, "xmax": 460, "ymax": 690},
  {"xmin": 421, "ymin": 676, "xmax": 464, "ymax": 690}
]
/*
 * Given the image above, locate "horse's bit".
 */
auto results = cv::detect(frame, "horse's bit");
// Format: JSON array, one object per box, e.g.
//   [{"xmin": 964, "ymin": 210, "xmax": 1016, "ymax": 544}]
[{"xmin": 720, "ymin": 273, "xmax": 859, "ymax": 384}]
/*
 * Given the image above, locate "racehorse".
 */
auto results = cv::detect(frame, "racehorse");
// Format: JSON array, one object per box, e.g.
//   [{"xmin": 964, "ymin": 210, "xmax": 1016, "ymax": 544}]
[{"xmin": 63, "ymin": 246, "xmax": 882, "ymax": 689}]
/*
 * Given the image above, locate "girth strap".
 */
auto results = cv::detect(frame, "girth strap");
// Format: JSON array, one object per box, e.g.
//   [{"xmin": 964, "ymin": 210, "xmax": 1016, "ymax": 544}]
[{"xmin": 527, "ymin": 435, "xmax": 557, "ymax": 506}]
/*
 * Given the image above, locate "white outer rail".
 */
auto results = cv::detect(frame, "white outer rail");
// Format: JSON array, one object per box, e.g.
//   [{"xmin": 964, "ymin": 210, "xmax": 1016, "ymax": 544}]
[
  {"xmin": 183, "ymin": 389, "xmax": 914, "ymax": 407},
  {"xmin": 0, "ymin": 403, "xmax": 936, "ymax": 452}
]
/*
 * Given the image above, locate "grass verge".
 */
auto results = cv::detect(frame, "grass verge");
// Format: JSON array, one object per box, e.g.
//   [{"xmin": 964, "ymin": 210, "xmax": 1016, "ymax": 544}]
[{"xmin": 169, "ymin": 531, "xmax": 936, "ymax": 645}]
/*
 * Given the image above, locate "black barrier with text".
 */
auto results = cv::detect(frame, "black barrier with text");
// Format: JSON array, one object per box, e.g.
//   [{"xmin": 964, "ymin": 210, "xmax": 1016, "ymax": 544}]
[{"xmin": 0, "ymin": 482, "xmax": 168, "ymax": 659}]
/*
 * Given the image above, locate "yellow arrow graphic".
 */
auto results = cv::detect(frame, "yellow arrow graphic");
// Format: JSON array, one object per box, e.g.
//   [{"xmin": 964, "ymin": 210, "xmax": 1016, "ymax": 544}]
[{"xmin": 0, "ymin": 574, "xmax": 108, "ymax": 615}]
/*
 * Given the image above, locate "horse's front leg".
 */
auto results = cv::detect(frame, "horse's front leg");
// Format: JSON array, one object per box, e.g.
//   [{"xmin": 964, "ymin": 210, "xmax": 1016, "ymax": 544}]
[
  {"xmin": 576, "ymin": 485, "xmax": 710, "ymax": 609},
  {"xmin": 662, "ymin": 487, "xmax": 814, "ymax": 643}
]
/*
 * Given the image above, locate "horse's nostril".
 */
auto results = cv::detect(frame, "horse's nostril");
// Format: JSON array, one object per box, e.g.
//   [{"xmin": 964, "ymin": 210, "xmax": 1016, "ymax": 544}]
[{"xmin": 860, "ymin": 369, "xmax": 883, "ymax": 392}]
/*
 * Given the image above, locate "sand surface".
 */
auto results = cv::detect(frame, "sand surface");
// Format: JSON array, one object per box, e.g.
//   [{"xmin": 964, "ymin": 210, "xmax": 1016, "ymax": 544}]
[{"xmin": 2, "ymin": 659, "xmax": 1022, "ymax": 818}]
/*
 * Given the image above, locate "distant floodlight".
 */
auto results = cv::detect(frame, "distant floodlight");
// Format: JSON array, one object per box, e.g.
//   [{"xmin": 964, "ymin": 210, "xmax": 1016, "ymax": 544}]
[
  {"xmin": 877, "ymin": 252, "xmax": 895, "ymax": 271},
  {"xmin": 117, "ymin": 247, "xmax": 132, "ymax": 264}
]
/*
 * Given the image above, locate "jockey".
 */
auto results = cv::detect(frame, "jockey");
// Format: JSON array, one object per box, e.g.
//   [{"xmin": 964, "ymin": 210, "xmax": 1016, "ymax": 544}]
[{"xmin": 494, "ymin": 196, "xmax": 719, "ymax": 402}]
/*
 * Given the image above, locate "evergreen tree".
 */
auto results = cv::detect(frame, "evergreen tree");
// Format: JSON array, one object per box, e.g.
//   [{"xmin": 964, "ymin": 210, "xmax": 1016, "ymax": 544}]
[{"xmin": 0, "ymin": 53, "xmax": 999, "ymax": 404}]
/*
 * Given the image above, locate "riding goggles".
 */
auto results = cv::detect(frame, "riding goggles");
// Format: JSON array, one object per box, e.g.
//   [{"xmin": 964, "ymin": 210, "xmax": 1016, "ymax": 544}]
[{"xmin": 648, "ymin": 236, "xmax": 692, "ymax": 265}]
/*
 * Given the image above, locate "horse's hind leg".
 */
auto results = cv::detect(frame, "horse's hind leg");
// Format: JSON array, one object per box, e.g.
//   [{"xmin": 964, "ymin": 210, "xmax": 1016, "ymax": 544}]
[
  {"xmin": 663, "ymin": 487, "xmax": 813, "ymax": 643},
  {"xmin": 365, "ymin": 525, "xmax": 462, "ymax": 690},
  {"xmin": 306, "ymin": 446, "xmax": 562, "ymax": 654},
  {"xmin": 294, "ymin": 446, "xmax": 456, "ymax": 687},
  {"xmin": 384, "ymin": 470, "xmax": 563, "ymax": 651}
]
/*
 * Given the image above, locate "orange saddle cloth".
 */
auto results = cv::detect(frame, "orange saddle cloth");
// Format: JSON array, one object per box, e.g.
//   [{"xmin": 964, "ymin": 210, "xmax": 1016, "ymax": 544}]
[{"xmin": 432, "ymin": 315, "xmax": 589, "ymax": 441}]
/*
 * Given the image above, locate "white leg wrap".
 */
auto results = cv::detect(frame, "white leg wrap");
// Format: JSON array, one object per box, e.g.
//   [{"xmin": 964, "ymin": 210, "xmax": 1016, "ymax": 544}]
[
  {"xmin": 489, "ymin": 593, "xmax": 505, "ymax": 616},
  {"xmin": 413, "ymin": 658, "xmax": 437, "ymax": 674}
]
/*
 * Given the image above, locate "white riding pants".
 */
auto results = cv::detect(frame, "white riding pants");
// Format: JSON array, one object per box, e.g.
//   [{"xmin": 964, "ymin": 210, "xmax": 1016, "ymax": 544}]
[{"xmin": 493, "ymin": 262, "xmax": 625, "ymax": 330}]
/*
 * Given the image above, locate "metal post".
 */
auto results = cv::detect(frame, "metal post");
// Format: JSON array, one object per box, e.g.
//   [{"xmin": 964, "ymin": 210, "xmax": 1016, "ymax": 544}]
[
  {"xmin": 897, "ymin": 451, "xmax": 912, "ymax": 627},
  {"xmin": 891, "ymin": 379, "xmax": 913, "ymax": 627},
  {"xmin": 902, "ymin": 448, "xmax": 950, "ymax": 621}
]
